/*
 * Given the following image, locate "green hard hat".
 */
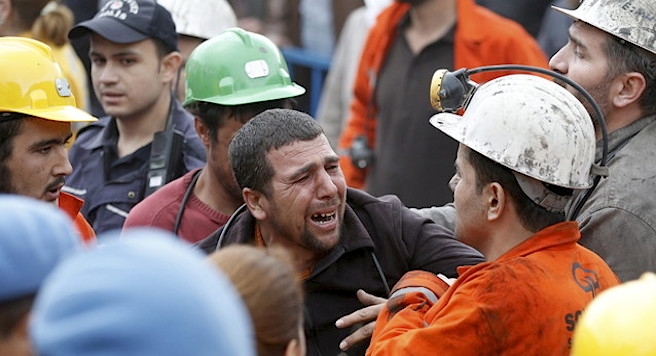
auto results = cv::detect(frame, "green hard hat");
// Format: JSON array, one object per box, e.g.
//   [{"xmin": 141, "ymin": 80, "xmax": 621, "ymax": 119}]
[{"xmin": 184, "ymin": 28, "xmax": 306, "ymax": 106}]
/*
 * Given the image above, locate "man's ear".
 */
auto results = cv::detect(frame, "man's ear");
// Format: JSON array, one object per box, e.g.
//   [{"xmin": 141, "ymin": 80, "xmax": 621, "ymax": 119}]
[
  {"xmin": 194, "ymin": 117, "xmax": 211, "ymax": 148},
  {"xmin": 612, "ymin": 71, "xmax": 647, "ymax": 108},
  {"xmin": 485, "ymin": 182, "xmax": 506, "ymax": 222},
  {"xmin": 160, "ymin": 51, "xmax": 182, "ymax": 84},
  {"xmin": 243, "ymin": 187, "xmax": 267, "ymax": 220}
]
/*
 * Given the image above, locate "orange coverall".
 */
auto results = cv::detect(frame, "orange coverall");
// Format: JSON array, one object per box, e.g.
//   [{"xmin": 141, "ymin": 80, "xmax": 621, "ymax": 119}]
[{"xmin": 367, "ymin": 222, "xmax": 620, "ymax": 356}]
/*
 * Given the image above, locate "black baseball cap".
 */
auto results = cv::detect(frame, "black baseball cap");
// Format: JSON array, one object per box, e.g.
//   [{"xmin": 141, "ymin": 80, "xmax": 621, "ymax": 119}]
[{"xmin": 68, "ymin": 0, "xmax": 178, "ymax": 52}]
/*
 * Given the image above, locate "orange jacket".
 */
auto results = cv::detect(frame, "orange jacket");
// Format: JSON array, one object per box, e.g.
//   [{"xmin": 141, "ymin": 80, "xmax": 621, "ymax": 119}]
[
  {"xmin": 59, "ymin": 192, "xmax": 96, "ymax": 244},
  {"xmin": 367, "ymin": 222, "xmax": 620, "ymax": 356},
  {"xmin": 338, "ymin": 0, "xmax": 549, "ymax": 188}
]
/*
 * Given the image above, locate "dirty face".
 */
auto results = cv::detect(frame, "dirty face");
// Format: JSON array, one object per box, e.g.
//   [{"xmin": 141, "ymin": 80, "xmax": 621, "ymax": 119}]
[
  {"xmin": 257, "ymin": 134, "xmax": 347, "ymax": 254},
  {"xmin": 2, "ymin": 118, "xmax": 73, "ymax": 203},
  {"xmin": 206, "ymin": 117, "xmax": 245, "ymax": 203},
  {"xmin": 452, "ymin": 144, "xmax": 488, "ymax": 250},
  {"xmin": 549, "ymin": 21, "xmax": 614, "ymax": 126},
  {"xmin": 176, "ymin": 35, "xmax": 204, "ymax": 102}
]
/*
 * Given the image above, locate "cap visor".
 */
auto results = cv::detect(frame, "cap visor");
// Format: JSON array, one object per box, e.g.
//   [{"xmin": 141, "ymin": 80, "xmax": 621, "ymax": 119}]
[{"xmin": 69, "ymin": 17, "xmax": 148, "ymax": 44}]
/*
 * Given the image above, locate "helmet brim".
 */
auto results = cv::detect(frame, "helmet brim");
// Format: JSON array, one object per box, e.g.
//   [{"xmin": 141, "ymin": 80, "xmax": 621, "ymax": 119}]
[
  {"xmin": 429, "ymin": 112, "xmax": 467, "ymax": 145},
  {"xmin": 185, "ymin": 84, "xmax": 306, "ymax": 107},
  {"xmin": 0, "ymin": 105, "xmax": 98, "ymax": 123}
]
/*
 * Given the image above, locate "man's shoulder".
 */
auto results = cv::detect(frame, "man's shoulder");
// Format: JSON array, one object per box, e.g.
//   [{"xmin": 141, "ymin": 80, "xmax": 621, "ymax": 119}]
[
  {"xmin": 346, "ymin": 188, "xmax": 403, "ymax": 208},
  {"xmin": 71, "ymin": 116, "xmax": 111, "ymax": 150},
  {"xmin": 76, "ymin": 116, "xmax": 110, "ymax": 136},
  {"xmin": 194, "ymin": 205, "xmax": 253, "ymax": 255}
]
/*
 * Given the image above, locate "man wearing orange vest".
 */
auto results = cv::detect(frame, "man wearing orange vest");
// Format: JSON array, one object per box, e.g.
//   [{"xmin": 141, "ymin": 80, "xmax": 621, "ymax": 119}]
[{"xmin": 0, "ymin": 37, "xmax": 97, "ymax": 243}]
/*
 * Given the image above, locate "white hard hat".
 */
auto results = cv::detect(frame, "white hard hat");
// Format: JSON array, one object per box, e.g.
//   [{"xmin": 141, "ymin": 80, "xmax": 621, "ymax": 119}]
[
  {"xmin": 553, "ymin": 0, "xmax": 656, "ymax": 55},
  {"xmin": 430, "ymin": 74, "xmax": 595, "ymax": 198},
  {"xmin": 157, "ymin": 0, "xmax": 238, "ymax": 40}
]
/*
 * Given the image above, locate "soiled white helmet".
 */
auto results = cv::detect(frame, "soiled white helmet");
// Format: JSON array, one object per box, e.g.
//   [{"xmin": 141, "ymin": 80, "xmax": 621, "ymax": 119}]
[
  {"xmin": 553, "ymin": 0, "xmax": 656, "ymax": 55},
  {"xmin": 158, "ymin": 0, "xmax": 237, "ymax": 40},
  {"xmin": 430, "ymin": 75, "xmax": 596, "ymax": 211}
]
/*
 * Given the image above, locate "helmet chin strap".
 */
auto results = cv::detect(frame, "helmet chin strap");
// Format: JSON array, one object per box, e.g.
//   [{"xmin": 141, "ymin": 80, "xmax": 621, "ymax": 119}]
[{"xmin": 512, "ymin": 171, "xmax": 572, "ymax": 213}]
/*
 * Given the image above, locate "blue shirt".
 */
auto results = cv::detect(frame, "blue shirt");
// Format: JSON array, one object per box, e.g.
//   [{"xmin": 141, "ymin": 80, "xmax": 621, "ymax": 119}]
[{"xmin": 63, "ymin": 100, "xmax": 205, "ymax": 234}]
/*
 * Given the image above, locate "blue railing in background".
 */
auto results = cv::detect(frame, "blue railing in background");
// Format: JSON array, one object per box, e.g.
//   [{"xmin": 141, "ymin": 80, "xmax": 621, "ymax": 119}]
[{"xmin": 281, "ymin": 46, "xmax": 331, "ymax": 117}]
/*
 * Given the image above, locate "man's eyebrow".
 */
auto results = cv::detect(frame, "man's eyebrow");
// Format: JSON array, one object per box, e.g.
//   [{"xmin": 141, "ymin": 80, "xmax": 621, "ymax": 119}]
[
  {"xmin": 568, "ymin": 23, "xmax": 587, "ymax": 50},
  {"xmin": 89, "ymin": 49, "xmax": 140, "ymax": 58},
  {"xmin": 288, "ymin": 162, "xmax": 315, "ymax": 181},
  {"xmin": 28, "ymin": 133, "xmax": 72, "ymax": 150},
  {"xmin": 287, "ymin": 155, "xmax": 340, "ymax": 181},
  {"xmin": 326, "ymin": 155, "xmax": 339, "ymax": 164}
]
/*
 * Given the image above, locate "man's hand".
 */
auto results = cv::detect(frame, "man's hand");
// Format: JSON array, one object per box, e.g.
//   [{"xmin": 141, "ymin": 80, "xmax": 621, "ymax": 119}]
[{"xmin": 334, "ymin": 289, "xmax": 387, "ymax": 351}]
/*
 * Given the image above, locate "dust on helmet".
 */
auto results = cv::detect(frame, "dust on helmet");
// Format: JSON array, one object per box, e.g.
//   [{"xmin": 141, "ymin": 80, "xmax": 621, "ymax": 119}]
[
  {"xmin": 553, "ymin": 0, "xmax": 656, "ymax": 55},
  {"xmin": 184, "ymin": 28, "xmax": 305, "ymax": 107},
  {"xmin": 0, "ymin": 37, "xmax": 97, "ymax": 122},
  {"xmin": 571, "ymin": 272, "xmax": 656, "ymax": 356},
  {"xmin": 430, "ymin": 74, "xmax": 595, "ymax": 211}
]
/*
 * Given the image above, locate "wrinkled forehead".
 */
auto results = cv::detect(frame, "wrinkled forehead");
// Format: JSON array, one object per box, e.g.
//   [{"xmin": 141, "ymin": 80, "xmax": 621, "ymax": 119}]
[{"xmin": 266, "ymin": 136, "xmax": 336, "ymax": 170}]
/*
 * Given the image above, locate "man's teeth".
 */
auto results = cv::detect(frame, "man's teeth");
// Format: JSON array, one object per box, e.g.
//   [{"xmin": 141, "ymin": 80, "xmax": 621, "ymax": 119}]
[{"xmin": 312, "ymin": 212, "xmax": 336, "ymax": 222}]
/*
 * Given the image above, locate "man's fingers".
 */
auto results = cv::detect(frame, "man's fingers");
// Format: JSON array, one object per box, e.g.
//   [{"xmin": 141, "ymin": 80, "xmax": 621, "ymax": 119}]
[
  {"xmin": 338, "ymin": 321, "xmax": 376, "ymax": 351},
  {"xmin": 356, "ymin": 289, "xmax": 387, "ymax": 306},
  {"xmin": 335, "ymin": 303, "xmax": 382, "ymax": 329},
  {"xmin": 336, "ymin": 290, "xmax": 387, "ymax": 329}
]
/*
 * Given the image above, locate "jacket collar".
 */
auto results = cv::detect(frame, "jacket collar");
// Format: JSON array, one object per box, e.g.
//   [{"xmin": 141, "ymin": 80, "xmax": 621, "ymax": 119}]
[
  {"xmin": 80, "ymin": 99, "xmax": 191, "ymax": 151},
  {"xmin": 58, "ymin": 191, "xmax": 85, "ymax": 220},
  {"xmin": 498, "ymin": 221, "xmax": 580, "ymax": 262},
  {"xmin": 596, "ymin": 113, "xmax": 656, "ymax": 162}
]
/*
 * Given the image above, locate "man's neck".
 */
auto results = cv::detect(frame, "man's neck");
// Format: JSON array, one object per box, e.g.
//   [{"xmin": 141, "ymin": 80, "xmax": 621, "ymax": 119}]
[
  {"xmin": 600, "ymin": 105, "xmax": 645, "ymax": 140},
  {"xmin": 194, "ymin": 168, "xmax": 243, "ymax": 216},
  {"xmin": 405, "ymin": 0, "xmax": 456, "ymax": 54},
  {"xmin": 114, "ymin": 91, "xmax": 172, "ymax": 158},
  {"xmin": 258, "ymin": 225, "xmax": 319, "ymax": 274},
  {"xmin": 479, "ymin": 213, "xmax": 535, "ymax": 262}
]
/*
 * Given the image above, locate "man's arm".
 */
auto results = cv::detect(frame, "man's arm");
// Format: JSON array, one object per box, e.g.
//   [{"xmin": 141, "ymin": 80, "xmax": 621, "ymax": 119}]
[
  {"xmin": 577, "ymin": 206, "xmax": 656, "ymax": 282},
  {"xmin": 411, "ymin": 203, "xmax": 457, "ymax": 232},
  {"xmin": 367, "ymin": 271, "xmax": 492, "ymax": 356}
]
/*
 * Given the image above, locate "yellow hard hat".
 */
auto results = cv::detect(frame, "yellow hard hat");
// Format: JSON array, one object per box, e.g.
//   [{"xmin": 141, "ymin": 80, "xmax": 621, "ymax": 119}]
[
  {"xmin": 0, "ymin": 37, "xmax": 96, "ymax": 123},
  {"xmin": 571, "ymin": 272, "xmax": 656, "ymax": 356}
]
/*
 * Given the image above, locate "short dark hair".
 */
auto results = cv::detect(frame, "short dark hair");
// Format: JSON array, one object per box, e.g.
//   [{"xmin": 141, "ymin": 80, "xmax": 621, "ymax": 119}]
[
  {"xmin": 0, "ymin": 113, "xmax": 25, "ymax": 194},
  {"xmin": 184, "ymin": 98, "xmax": 296, "ymax": 142},
  {"xmin": 604, "ymin": 35, "xmax": 656, "ymax": 115},
  {"xmin": 466, "ymin": 147, "xmax": 566, "ymax": 232},
  {"xmin": 229, "ymin": 109, "xmax": 323, "ymax": 196},
  {"xmin": 153, "ymin": 37, "xmax": 176, "ymax": 59}
]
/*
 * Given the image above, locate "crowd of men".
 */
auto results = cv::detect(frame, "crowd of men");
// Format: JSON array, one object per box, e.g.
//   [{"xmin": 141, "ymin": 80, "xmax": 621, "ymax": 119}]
[{"xmin": 1, "ymin": 0, "xmax": 655, "ymax": 355}]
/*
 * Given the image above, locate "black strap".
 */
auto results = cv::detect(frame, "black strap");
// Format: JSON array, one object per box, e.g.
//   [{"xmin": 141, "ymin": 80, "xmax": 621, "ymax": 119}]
[{"xmin": 173, "ymin": 169, "xmax": 202, "ymax": 235}]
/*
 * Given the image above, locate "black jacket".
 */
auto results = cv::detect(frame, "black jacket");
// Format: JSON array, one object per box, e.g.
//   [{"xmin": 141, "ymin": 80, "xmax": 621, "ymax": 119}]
[{"xmin": 197, "ymin": 188, "xmax": 484, "ymax": 355}]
